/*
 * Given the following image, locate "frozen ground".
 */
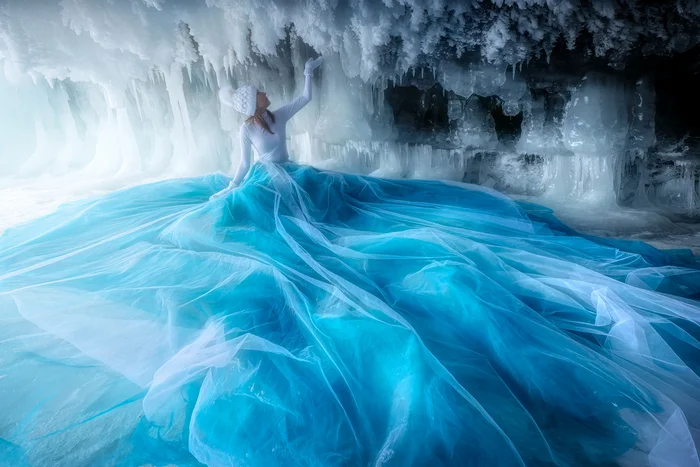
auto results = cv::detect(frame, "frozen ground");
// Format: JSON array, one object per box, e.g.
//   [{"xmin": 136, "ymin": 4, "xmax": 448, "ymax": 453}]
[
  {"xmin": 3, "ymin": 170, "xmax": 698, "ymax": 257},
  {"xmin": 515, "ymin": 196, "xmax": 700, "ymax": 256}
]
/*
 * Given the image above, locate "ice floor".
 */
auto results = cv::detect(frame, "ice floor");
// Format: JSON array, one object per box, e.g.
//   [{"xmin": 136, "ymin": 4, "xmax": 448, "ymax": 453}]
[
  {"xmin": 516, "ymin": 196, "xmax": 700, "ymax": 256},
  {"xmin": 2, "ymin": 176, "xmax": 699, "ymax": 256}
]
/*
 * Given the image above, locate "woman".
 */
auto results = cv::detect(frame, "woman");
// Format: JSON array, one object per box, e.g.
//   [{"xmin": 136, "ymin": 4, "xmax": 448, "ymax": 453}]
[
  {"xmin": 0, "ymin": 56, "xmax": 699, "ymax": 467},
  {"xmin": 212, "ymin": 56, "xmax": 325, "ymax": 199}
]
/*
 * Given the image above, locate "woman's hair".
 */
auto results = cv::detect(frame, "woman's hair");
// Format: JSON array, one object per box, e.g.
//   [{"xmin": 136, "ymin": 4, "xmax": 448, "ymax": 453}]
[{"xmin": 246, "ymin": 110, "xmax": 276, "ymax": 134}]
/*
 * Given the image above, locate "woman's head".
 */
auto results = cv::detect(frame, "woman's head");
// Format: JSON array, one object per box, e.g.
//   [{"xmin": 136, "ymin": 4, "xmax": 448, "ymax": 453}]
[
  {"xmin": 219, "ymin": 84, "xmax": 275, "ymax": 134},
  {"xmin": 249, "ymin": 90, "xmax": 275, "ymax": 135},
  {"xmin": 220, "ymin": 84, "xmax": 256, "ymax": 116},
  {"xmin": 256, "ymin": 90, "xmax": 270, "ymax": 113}
]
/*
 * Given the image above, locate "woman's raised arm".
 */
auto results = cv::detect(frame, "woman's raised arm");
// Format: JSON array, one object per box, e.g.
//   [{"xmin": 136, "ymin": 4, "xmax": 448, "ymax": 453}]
[{"xmin": 273, "ymin": 56, "xmax": 324, "ymax": 123}]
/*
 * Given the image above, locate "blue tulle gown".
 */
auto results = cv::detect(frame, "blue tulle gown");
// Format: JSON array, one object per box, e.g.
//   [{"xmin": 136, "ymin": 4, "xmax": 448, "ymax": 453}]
[{"xmin": 1, "ymin": 162, "xmax": 700, "ymax": 467}]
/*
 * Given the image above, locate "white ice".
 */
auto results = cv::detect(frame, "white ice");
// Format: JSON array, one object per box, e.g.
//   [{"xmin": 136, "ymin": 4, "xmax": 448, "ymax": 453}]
[{"xmin": 0, "ymin": 1, "xmax": 699, "ymax": 252}]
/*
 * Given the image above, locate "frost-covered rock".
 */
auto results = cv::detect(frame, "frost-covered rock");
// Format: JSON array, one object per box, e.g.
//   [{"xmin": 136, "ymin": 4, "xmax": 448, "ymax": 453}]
[{"xmin": 1, "ymin": 0, "xmax": 700, "ymax": 224}]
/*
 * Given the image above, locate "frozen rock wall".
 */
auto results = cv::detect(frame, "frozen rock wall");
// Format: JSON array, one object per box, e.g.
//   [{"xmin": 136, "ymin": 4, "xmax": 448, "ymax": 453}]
[{"xmin": 0, "ymin": 0, "xmax": 699, "ymax": 227}]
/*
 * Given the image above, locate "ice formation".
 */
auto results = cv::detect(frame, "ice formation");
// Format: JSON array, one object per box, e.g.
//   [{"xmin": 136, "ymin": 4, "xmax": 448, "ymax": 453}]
[{"xmin": 0, "ymin": 0, "xmax": 700, "ymax": 243}]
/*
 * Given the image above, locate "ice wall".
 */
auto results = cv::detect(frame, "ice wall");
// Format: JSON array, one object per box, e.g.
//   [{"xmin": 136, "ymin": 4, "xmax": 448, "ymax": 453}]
[{"xmin": 1, "ymin": 0, "xmax": 700, "ymax": 229}]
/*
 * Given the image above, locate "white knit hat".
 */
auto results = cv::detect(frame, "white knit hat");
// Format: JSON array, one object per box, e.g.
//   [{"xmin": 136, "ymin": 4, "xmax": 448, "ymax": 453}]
[{"xmin": 219, "ymin": 84, "xmax": 257, "ymax": 116}]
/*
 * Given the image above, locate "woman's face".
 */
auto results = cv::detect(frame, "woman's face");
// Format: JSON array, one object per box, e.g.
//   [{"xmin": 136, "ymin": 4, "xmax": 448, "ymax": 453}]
[{"xmin": 256, "ymin": 91, "xmax": 270, "ymax": 111}]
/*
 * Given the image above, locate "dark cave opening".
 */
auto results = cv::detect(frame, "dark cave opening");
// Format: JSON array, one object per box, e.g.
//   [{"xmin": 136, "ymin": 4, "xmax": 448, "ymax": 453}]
[
  {"xmin": 478, "ymin": 96, "xmax": 523, "ymax": 150},
  {"xmin": 384, "ymin": 82, "xmax": 450, "ymax": 136}
]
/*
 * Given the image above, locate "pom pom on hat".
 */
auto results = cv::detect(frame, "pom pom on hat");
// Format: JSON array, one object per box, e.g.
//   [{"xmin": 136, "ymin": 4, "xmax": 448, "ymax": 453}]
[{"xmin": 219, "ymin": 84, "xmax": 257, "ymax": 116}]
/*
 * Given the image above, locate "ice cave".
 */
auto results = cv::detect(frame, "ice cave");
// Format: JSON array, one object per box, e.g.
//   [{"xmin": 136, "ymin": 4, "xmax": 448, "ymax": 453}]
[{"xmin": 1, "ymin": 1, "xmax": 700, "ymax": 466}]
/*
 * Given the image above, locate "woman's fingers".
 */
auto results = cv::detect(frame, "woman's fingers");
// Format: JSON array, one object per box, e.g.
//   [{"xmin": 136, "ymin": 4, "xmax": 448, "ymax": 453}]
[
  {"xmin": 209, "ymin": 186, "xmax": 233, "ymax": 201},
  {"xmin": 310, "ymin": 56, "xmax": 324, "ymax": 69},
  {"xmin": 304, "ymin": 56, "xmax": 324, "ymax": 72}
]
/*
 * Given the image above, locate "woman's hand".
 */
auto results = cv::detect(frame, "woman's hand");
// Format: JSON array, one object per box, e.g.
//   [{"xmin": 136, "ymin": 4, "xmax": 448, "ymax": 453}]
[
  {"xmin": 304, "ymin": 56, "xmax": 324, "ymax": 76},
  {"xmin": 209, "ymin": 181, "xmax": 238, "ymax": 201}
]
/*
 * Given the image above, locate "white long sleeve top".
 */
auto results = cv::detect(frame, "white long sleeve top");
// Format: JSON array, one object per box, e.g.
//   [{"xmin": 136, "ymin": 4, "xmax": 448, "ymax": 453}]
[{"xmin": 230, "ymin": 73, "xmax": 313, "ymax": 186}]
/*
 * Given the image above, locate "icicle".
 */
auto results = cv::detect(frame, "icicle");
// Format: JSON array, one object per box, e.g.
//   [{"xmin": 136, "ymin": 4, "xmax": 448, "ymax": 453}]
[
  {"xmin": 131, "ymin": 79, "xmax": 143, "ymax": 120},
  {"xmin": 27, "ymin": 71, "xmax": 40, "ymax": 86},
  {"xmin": 228, "ymin": 48, "xmax": 235, "ymax": 78},
  {"xmin": 204, "ymin": 57, "xmax": 211, "ymax": 76}
]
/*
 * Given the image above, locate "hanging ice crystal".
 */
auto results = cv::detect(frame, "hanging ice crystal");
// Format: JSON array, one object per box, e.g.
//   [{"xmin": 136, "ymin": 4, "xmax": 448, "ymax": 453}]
[
  {"xmin": 448, "ymin": 97, "xmax": 499, "ymax": 150},
  {"xmin": 615, "ymin": 77, "xmax": 657, "ymax": 208},
  {"xmin": 627, "ymin": 77, "xmax": 656, "ymax": 151},
  {"xmin": 439, "ymin": 61, "xmax": 474, "ymax": 98},
  {"xmin": 562, "ymin": 74, "xmax": 629, "ymax": 158},
  {"xmin": 472, "ymin": 64, "xmax": 507, "ymax": 97},
  {"xmin": 1, "ymin": 0, "xmax": 700, "ymax": 235},
  {"xmin": 516, "ymin": 93, "xmax": 551, "ymax": 155},
  {"xmin": 313, "ymin": 54, "xmax": 372, "ymax": 144},
  {"xmin": 502, "ymin": 100, "xmax": 520, "ymax": 116},
  {"xmin": 529, "ymin": 73, "xmax": 630, "ymax": 204}
]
